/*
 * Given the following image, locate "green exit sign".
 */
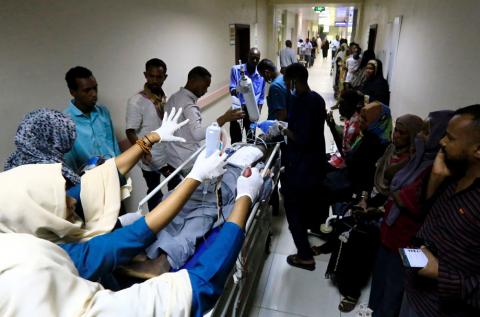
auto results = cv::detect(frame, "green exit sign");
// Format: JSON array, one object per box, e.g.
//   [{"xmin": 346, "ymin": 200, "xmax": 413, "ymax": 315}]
[{"xmin": 313, "ymin": 6, "xmax": 325, "ymax": 12}]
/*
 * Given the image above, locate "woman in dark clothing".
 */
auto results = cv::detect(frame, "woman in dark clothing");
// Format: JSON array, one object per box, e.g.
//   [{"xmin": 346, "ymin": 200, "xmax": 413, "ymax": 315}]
[
  {"xmin": 321, "ymin": 39, "xmax": 329, "ymax": 59},
  {"xmin": 350, "ymin": 50, "xmax": 376, "ymax": 90},
  {"xmin": 321, "ymin": 112, "xmax": 422, "ymax": 313},
  {"xmin": 358, "ymin": 59, "xmax": 390, "ymax": 106}
]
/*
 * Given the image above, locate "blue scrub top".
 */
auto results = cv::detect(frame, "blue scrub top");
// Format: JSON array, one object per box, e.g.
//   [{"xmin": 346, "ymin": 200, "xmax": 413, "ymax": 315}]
[
  {"xmin": 187, "ymin": 222, "xmax": 245, "ymax": 317},
  {"xmin": 283, "ymin": 91, "xmax": 327, "ymax": 191},
  {"xmin": 59, "ymin": 217, "xmax": 156, "ymax": 281},
  {"xmin": 266, "ymin": 74, "xmax": 289, "ymax": 120}
]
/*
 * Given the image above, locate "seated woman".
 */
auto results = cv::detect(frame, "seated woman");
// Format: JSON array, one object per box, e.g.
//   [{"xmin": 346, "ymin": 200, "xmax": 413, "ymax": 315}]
[
  {"xmin": 358, "ymin": 59, "xmax": 390, "ymax": 106},
  {"xmin": 1, "ymin": 107, "xmax": 188, "ymax": 241},
  {"xmin": 319, "ymin": 113, "xmax": 423, "ymax": 313},
  {"xmin": 322, "ymin": 101, "xmax": 392, "ymax": 214},
  {"xmin": 368, "ymin": 110, "xmax": 455, "ymax": 317},
  {"xmin": 4, "ymin": 108, "xmax": 81, "ymax": 185},
  {"xmin": 349, "ymin": 49, "xmax": 376, "ymax": 90},
  {"xmin": 326, "ymin": 90, "xmax": 364, "ymax": 169},
  {"xmin": 0, "ymin": 166, "xmax": 265, "ymax": 317}
]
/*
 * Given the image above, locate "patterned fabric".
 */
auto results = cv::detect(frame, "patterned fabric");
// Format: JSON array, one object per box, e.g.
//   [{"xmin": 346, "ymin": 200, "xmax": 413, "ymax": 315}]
[
  {"xmin": 351, "ymin": 103, "xmax": 392, "ymax": 152},
  {"xmin": 4, "ymin": 108, "xmax": 80, "ymax": 185},
  {"xmin": 342, "ymin": 112, "xmax": 362, "ymax": 153}
]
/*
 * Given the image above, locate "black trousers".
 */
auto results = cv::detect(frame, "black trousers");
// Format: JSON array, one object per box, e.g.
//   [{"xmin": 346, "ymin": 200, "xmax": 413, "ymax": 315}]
[
  {"xmin": 282, "ymin": 186, "xmax": 327, "ymax": 260},
  {"xmin": 142, "ymin": 166, "xmax": 182, "ymax": 211},
  {"xmin": 230, "ymin": 104, "xmax": 260, "ymax": 144}
]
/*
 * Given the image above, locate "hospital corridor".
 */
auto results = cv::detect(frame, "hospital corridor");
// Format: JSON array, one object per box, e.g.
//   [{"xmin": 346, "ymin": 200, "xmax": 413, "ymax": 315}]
[{"xmin": 1, "ymin": 1, "xmax": 480, "ymax": 317}]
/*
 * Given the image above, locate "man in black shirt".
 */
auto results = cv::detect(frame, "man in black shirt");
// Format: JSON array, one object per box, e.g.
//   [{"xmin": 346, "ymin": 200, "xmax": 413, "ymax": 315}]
[
  {"xmin": 279, "ymin": 63, "xmax": 327, "ymax": 271},
  {"xmin": 402, "ymin": 104, "xmax": 480, "ymax": 317}
]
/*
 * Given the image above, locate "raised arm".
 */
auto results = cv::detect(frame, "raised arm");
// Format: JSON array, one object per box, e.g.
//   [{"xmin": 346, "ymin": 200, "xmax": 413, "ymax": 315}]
[
  {"xmin": 115, "ymin": 107, "xmax": 189, "ymax": 175},
  {"xmin": 426, "ymin": 150, "xmax": 450, "ymax": 199},
  {"xmin": 144, "ymin": 150, "xmax": 227, "ymax": 232}
]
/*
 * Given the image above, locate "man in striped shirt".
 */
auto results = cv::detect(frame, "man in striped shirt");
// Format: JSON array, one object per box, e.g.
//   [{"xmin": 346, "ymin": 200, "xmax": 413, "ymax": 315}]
[{"xmin": 401, "ymin": 104, "xmax": 480, "ymax": 317}]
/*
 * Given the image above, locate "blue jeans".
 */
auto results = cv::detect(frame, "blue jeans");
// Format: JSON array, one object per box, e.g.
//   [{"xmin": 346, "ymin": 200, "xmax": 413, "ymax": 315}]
[
  {"xmin": 369, "ymin": 245, "xmax": 405, "ymax": 317},
  {"xmin": 399, "ymin": 294, "xmax": 422, "ymax": 317}
]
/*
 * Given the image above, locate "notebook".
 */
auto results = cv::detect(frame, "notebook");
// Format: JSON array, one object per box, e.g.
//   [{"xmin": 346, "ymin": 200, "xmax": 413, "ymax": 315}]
[{"xmin": 399, "ymin": 248, "xmax": 428, "ymax": 268}]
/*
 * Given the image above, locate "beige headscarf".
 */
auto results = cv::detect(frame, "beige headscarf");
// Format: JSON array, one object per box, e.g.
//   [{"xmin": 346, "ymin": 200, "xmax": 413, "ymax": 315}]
[{"xmin": 0, "ymin": 158, "xmax": 121, "ymax": 242}]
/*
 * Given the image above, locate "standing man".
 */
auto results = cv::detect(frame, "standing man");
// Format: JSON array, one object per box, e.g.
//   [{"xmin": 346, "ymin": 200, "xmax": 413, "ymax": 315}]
[
  {"xmin": 229, "ymin": 47, "xmax": 266, "ymax": 143},
  {"xmin": 257, "ymin": 58, "xmax": 290, "ymax": 216},
  {"xmin": 304, "ymin": 38, "xmax": 313, "ymax": 68},
  {"xmin": 279, "ymin": 40, "xmax": 298, "ymax": 74},
  {"xmin": 331, "ymin": 35, "xmax": 340, "ymax": 59},
  {"xmin": 278, "ymin": 63, "xmax": 327, "ymax": 271},
  {"xmin": 401, "ymin": 104, "xmax": 480, "ymax": 317},
  {"xmin": 165, "ymin": 66, "xmax": 244, "ymax": 173},
  {"xmin": 64, "ymin": 66, "xmax": 121, "ymax": 172},
  {"xmin": 125, "ymin": 58, "xmax": 177, "ymax": 211},
  {"xmin": 257, "ymin": 58, "xmax": 288, "ymax": 121}
]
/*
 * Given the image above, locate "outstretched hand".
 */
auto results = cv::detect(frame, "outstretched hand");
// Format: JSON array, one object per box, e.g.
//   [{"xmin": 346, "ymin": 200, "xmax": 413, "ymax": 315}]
[
  {"xmin": 152, "ymin": 107, "xmax": 190, "ymax": 142},
  {"xmin": 187, "ymin": 150, "xmax": 228, "ymax": 182}
]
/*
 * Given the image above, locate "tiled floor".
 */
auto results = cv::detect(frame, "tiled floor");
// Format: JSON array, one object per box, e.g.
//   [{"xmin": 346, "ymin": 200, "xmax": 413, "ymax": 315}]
[{"xmin": 248, "ymin": 56, "xmax": 371, "ymax": 317}]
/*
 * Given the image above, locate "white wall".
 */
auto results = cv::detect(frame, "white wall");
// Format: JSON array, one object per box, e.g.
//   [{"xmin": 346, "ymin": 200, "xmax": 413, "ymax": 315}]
[
  {"xmin": 357, "ymin": 0, "xmax": 480, "ymax": 118},
  {"xmin": 0, "ymin": 0, "xmax": 269, "ymax": 162},
  {"xmin": 0, "ymin": 0, "xmax": 270, "ymax": 210}
]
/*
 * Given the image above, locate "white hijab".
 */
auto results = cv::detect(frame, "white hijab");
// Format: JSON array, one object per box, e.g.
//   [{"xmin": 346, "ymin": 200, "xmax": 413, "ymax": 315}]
[{"xmin": 0, "ymin": 158, "xmax": 121, "ymax": 242}]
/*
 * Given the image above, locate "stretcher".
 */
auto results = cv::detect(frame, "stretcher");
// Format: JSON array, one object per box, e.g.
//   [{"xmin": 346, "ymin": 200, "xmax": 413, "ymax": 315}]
[
  {"xmin": 210, "ymin": 142, "xmax": 281, "ymax": 317},
  {"xmin": 137, "ymin": 141, "xmax": 282, "ymax": 316}
]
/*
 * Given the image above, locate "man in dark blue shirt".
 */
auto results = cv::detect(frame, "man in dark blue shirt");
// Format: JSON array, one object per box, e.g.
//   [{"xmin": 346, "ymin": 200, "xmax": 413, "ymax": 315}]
[
  {"xmin": 257, "ymin": 58, "xmax": 289, "ymax": 121},
  {"xmin": 279, "ymin": 63, "xmax": 327, "ymax": 271}
]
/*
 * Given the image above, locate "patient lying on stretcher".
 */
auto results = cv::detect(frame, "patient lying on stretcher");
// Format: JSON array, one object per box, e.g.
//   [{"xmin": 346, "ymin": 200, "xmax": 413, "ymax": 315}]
[{"xmin": 118, "ymin": 144, "xmax": 274, "ymax": 277}]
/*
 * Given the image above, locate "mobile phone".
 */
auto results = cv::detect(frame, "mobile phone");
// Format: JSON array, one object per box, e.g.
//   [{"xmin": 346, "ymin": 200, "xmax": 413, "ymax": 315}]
[{"xmin": 399, "ymin": 248, "xmax": 428, "ymax": 268}]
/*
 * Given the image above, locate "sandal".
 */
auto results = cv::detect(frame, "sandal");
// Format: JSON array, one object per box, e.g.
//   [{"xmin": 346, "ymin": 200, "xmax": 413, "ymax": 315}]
[
  {"xmin": 286, "ymin": 254, "xmax": 315, "ymax": 271},
  {"xmin": 338, "ymin": 296, "xmax": 358, "ymax": 312}
]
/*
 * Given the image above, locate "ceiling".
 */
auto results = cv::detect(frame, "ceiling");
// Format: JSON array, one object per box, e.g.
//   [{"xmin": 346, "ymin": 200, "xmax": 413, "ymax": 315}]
[{"xmin": 274, "ymin": 1, "xmax": 359, "ymax": 21}]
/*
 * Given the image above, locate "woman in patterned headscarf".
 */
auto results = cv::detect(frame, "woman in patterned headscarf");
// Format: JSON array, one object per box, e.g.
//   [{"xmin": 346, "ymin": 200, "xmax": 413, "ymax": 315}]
[{"xmin": 4, "ymin": 108, "xmax": 80, "ymax": 185}]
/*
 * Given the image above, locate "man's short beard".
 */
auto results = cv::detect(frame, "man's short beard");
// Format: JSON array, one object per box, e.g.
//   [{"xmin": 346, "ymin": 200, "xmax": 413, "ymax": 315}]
[
  {"xmin": 147, "ymin": 84, "xmax": 162, "ymax": 95},
  {"xmin": 444, "ymin": 152, "xmax": 468, "ymax": 178}
]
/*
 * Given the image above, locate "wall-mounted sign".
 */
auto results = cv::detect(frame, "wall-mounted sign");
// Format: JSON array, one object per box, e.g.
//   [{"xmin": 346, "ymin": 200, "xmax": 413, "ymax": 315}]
[
  {"xmin": 229, "ymin": 24, "xmax": 235, "ymax": 46},
  {"xmin": 313, "ymin": 6, "xmax": 325, "ymax": 12}
]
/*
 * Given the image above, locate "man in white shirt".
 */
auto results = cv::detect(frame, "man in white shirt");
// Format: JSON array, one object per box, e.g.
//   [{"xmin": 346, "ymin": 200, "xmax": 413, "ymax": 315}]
[
  {"xmin": 165, "ymin": 66, "xmax": 244, "ymax": 173},
  {"xmin": 279, "ymin": 40, "xmax": 298, "ymax": 74},
  {"xmin": 304, "ymin": 38, "xmax": 313, "ymax": 68},
  {"xmin": 126, "ymin": 58, "xmax": 180, "ymax": 210},
  {"xmin": 331, "ymin": 35, "xmax": 340, "ymax": 58}
]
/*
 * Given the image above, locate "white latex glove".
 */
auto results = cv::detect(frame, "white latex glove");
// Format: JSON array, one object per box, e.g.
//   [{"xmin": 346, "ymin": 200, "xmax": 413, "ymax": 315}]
[
  {"xmin": 236, "ymin": 167, "xmax": 263, "ymax": 202},
  {"xmin": 152, "ymin": 107, "xmax": 190, "ymax": 142},
  {"xmin": 187, "ymin": 149, "xmax": 227, "ymax": 182}
]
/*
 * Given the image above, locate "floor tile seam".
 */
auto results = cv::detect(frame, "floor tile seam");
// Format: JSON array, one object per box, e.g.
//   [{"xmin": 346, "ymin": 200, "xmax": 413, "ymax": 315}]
[{"xmin": 254, "ymin": 305, "xmax": 310, "ymax": 317}]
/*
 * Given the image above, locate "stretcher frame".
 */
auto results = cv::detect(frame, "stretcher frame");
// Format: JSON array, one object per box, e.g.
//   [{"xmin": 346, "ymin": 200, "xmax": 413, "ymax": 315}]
[
  {"xmin": 211, "ymin": 142, "xmax": 281, "ymax": 317},
  {"xmin": 136, "ymin": 142, "xmax": 282, "ymax": 316}
]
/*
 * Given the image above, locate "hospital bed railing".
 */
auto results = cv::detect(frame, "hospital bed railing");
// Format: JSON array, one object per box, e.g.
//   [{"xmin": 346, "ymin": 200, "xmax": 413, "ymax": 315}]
[
  {"xmin": 210, "ymin": 142, "xmax": 282, "ymax": 317},
  {"xmin": 137, "ymin": 144, "xmax": 206, "ymax": 213}
]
